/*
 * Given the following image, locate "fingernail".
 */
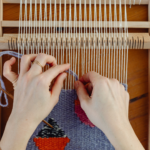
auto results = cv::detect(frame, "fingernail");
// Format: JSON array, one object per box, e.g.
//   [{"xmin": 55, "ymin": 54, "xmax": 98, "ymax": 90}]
[{"xmin": 74, "ymin": 81, "xmax": 79, "ymax": 89}]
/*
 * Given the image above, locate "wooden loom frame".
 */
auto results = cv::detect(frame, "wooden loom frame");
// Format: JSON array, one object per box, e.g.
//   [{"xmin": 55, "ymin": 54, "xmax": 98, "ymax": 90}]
[{"xmin": 0, "ymin": 0, "xmax": 150, "ymax": 149}]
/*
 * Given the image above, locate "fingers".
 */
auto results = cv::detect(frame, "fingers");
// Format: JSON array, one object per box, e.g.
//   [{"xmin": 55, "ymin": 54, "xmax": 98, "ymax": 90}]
[
  {"xmin": 29, "ymin": 53, "xmax": 57, "ymax": 76},
  {"xmin": 51, "ymin": 73, "xmax": 67, "ymax": 105},
  {"xmin": 85, "ymin": 83, "xmax": 93, "ymax": 96},
  {"xmin": 110, "ymin": 79, "xmax": 129, "ymax": 117},
  {"xmin": 79, "ymin": 71, "xmax": 100, "ymax": 85},
  {"xmin": 74, "ymin": 81, "xmax": 91, "ymax": 108},
  {"xmin": 3, "ymin": 57, "xmax": 18, "ymax": 83},
  {"xmin": 20, "ymin": 54, "xmax": 38, "ymax": 77},
  {"xmin": 42, "ymin": 64, "xmax": 70, "ymax": 83}
]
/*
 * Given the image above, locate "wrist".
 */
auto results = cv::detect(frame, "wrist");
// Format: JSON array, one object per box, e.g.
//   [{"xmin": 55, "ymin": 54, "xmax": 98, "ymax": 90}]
[
  {"xmin": 103, "ymin": 121, "xmax": 144, "ymax": 150},
  {"xmin": 8, "ymin": 112, "xmax": 37, "ymax": 130},
  {"xmin": 0, "ymin": 114, "xmax": 37, "ymax": 150}
]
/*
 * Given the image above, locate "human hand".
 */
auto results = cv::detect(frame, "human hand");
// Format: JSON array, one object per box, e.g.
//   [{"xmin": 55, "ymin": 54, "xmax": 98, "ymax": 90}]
[
  {"xmin": 74, "ymin": 71, "xmax": 129, "ymax": 133},
  {"xmin": 74, "ymin": 71, "xmax": 144, "ymax": 150},
  {"xmin": 3, "ymin": 53, "xmax": 69, "ymax": 126},
  {"xmin": 0, "ymin": 54, "xmax": 70, "ymax": 150}
]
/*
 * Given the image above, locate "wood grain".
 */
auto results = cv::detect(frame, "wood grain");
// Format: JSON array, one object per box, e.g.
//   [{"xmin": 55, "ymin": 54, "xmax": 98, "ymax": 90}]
[
  {"xmin": 0, "ymin": 0, "xmax": 2, "ymax": 37},
  {"xmin": 0, "ymin": 0, "xmax": 3, "ymax": 139},
  {"xmin": 2, "ymin": 21, "xmax": 150, "ymax": 28},
  {"xmin": 148, "ymin": 49, "xmax": 150, "ymax": 150},
  {"xmin": 148, "ymin": 1, "xmax": 150, "ymax": 149},
  {"xmin": 0, "ymin": 3, "xmax": 149, "ymax": 150},
  {"xmin": 2, "ymin": 0, "xmax": 150, "ymax": 5}
]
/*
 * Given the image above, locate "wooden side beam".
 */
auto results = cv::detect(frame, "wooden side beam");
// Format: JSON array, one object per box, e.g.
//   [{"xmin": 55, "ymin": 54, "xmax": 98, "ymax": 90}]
[
  {"xmin": 148, "ymin": 1, "xmax": 150, "ymax": 149},
  {"xmin": 2, "ymin": 21, "xmax": 150, "ymax": 29},
  {"xmin": 2, "ymin": 0, "xmax": 149, "ymax": 4},
  {"xmin": 0, "ymin": 0, "xmax": 3, "ymax": 139},
  {"xmin": 0, "ymin": 0, "xmax": 2, "ymax": 37},
  {"xmin": 149, "ymin": 50, "xmax": 150, "ymax": 150}
]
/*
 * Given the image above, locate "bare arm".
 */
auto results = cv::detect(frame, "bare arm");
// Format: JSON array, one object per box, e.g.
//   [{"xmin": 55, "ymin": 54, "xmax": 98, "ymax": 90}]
[
  {"xmin": 0, "ymin": 54, "xmax": 144, "ymax": 150},
  {"xmin": 74, "ymin": 71, "xmax": 145, "ymax": 150},
  {"xmin": 0, "ymin": 54, "xmax": 70, "ymax": 150}
]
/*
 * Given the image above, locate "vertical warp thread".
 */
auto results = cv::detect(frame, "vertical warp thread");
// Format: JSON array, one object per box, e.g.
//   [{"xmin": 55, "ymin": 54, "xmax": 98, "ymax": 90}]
[{"xmin": 0, "ymin": 51, "xmax": 78, "ymax": 107}]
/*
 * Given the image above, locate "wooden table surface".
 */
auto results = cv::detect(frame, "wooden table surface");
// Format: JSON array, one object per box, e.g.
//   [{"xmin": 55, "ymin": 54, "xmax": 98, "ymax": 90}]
[{"xmin": 0, "ymin": 3, "xmax": 149, "ymax": 149}]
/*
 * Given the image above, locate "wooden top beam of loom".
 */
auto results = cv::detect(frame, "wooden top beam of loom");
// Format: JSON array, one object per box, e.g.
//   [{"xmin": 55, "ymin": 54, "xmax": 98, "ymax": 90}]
[{"xmin": 2, "ymin": 0, "xmax": 150, "ymax": 5}]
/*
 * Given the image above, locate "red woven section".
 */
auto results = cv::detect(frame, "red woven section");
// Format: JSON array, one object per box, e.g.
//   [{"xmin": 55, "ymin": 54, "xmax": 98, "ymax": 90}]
[
  {"xmin": 75, "ymin": 99, "xmax": 95, "ymax": 127},
  {"xmin": 34, "ymin": 137, "xmax": 70, "ymax": 150}
]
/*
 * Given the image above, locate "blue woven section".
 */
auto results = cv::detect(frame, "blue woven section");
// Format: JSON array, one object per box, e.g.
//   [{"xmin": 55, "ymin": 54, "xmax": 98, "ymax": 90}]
[
  {"xmin": 0, "ymin": 51, "xmax": 128, "ymax": 149},
  {"xmin": 26, "ymin": 85, "xmax": 128, "ymax": 150},
  {"xmin": 0, "ymin": 51, "xmax": 127, "ymax": 150}
]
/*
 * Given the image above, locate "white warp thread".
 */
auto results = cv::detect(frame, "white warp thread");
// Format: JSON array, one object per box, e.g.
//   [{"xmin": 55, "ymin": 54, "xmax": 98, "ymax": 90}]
[{"xmin": 0, "ymin": 51, "xmax": 78, "ymax": 107}]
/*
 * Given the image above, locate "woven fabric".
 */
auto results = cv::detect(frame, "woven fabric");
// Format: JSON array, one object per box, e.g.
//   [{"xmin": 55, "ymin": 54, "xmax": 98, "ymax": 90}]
[
  {"xmin": 27, "ymin": 88, "xmax": 130, "ymax": 150},
  {"xmin": 74, "ymin": 99, "xmax": 95, "ymax": 127},
  {"xmin": 0, "ymin": 51, "xmax": 127, "ymax": 149},
  {"xmin": 34, "ymin": 137, "xmax": 70, "ymax": 150}
]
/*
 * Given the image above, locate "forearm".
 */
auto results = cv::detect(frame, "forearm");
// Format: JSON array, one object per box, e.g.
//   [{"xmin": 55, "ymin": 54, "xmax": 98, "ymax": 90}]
[
  {"xmin": 0, "ymin": 54, "xmax": 69, "ymax": 150},
  {"xmin": 104, "ymin": 121, "xmax": 145, "ymax": 150},
  {"xmin": 0, "ymin": 115, "xmax": 37, "ymax": 150}
]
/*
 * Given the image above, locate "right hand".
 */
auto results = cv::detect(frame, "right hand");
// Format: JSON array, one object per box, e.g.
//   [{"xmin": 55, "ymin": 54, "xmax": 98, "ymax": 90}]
[
  {"xmin": 74, "ymin": 71, "xmax": 144, "ymax": 150},
  {"xmin": 74, "ymin": 71, "xmax": 129, "ymax": 132}
]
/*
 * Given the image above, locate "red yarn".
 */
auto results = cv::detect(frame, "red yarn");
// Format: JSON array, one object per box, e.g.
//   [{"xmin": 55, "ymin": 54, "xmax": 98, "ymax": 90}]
[
  {"xmin": 74, "ymin": 99, "xmax": 95, "ymax": 127},
  {"xmin": 34, "ymin": 137, "xmax": 70, "ymax": 150}
]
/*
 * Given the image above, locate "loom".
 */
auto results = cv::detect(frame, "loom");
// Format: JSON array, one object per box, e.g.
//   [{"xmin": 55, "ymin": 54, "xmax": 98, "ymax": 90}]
[
  {"xmin": 1, "ymin": 0, "xmax": 149, "ymax": 89},
  {"xmin": 0, "ymin": 0, "xmax": 150, "ymax": 149}
]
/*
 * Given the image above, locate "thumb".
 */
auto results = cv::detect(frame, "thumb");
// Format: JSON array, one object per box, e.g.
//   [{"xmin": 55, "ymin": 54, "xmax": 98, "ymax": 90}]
[
  {"xmin": 74, "ymin": 81, "xmax": 90, "ymax": 104},
  {"xmin": 3, "ymin": 57, "xmax": 18, "ymax": 84},
  {"xmin": 51, "ymin": 73, "xmax": 67, "ymax": 104}
]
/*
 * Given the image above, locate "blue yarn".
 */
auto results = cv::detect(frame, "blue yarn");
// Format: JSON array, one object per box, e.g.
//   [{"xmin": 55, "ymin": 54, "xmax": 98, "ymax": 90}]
[
  {"xmin": 27, "ymin": 90, "xmax": 115, "ymax": 150},
  {"xmin": 0, "ymin": 51, "xmax": 21, "ymax": 107},
  {"xmin": 0, "ymin": 50, "xmax": 127, "ymax": 105},
  {"xmin": 0, "ymin": 51, "xmax": 22, "ymax": 58},
  {"xmin": 0, "ymin": 76, "xmax": 8, "ymax": 107},
  {"xmin": 0, "ymin": 51, "xmax": 128, "ymax": 150},
  {"xmin": 27, "ymin": 87, "xmax": 128, "ymax": 150},
  {"xmin": 0, "ymin": 51, "xmax": 78, "ymax": 107}
]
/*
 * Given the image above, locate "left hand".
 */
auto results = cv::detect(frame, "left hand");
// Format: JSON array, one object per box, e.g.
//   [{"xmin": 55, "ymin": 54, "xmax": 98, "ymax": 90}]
[
  {"xmin": 0, "ymin": 53, "xmax": 70, "ymax": 150},
  {"xmin": 4, "ymin": 53, "xmax": 69, "ymax": 126}
]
